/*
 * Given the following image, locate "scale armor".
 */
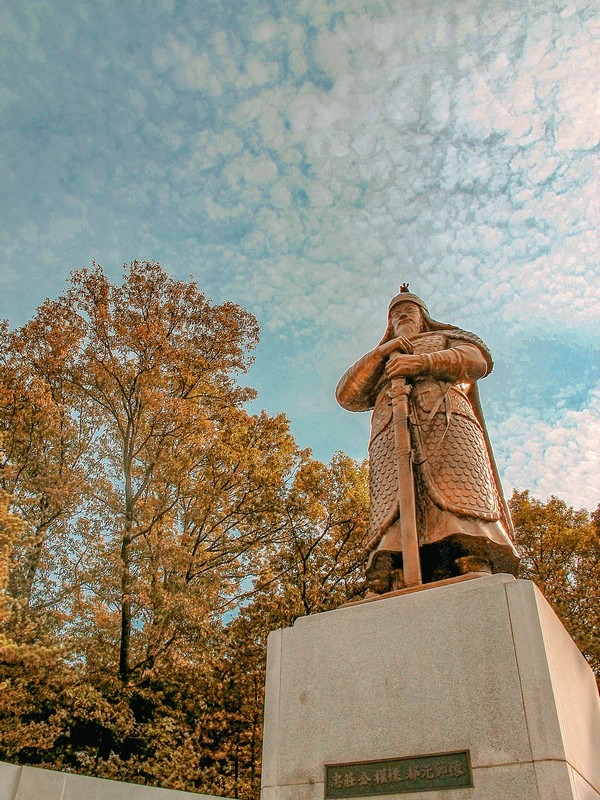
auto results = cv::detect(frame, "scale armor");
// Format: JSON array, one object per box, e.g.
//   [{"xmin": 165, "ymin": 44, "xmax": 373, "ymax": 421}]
[{"xmin": 366, "ymin": 329, "xmax": 503, "ymax": 552}]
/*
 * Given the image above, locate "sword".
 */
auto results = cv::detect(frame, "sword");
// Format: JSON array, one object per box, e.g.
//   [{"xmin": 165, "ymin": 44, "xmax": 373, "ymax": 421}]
[{"xmin": 388, "ymin": 375, "xmax": 422, "ymax": 587}]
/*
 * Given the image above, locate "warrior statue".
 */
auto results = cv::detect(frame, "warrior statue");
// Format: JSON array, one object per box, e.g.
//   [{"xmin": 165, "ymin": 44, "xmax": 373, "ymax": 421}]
[{"xmin": 336, "ymin": 285, "xmax": 519, "ymax": 594}]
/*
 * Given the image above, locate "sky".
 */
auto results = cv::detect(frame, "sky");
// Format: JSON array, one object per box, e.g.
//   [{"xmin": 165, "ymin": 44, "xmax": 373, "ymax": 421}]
[{"xmin": 1, "ymin": 0, "xmax": 598, "ymax": 511}]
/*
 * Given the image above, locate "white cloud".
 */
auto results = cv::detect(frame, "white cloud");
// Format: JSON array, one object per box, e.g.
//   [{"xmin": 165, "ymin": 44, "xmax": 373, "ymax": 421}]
[
  {"xmin": 253, "ymin": 21, "xmax": 278, "ymax": 44},
  {"xmin": 0, "ymin": 263, "xmax": 18, "ymax": 284},
  {"xmin": 1, "ymin": 0, "xmax": 598, "ymax": 487},
  {"xmin": 162, "ymin": 41, "xmax": 217, "ymax": 91},
  {"xmin": 0, "ymin": 4, "xmax": 46, "ymax": 63},
  {"xmin": 551, "ymin": 30, "xmax": 600, "ymax": 150},
  {"xmin": 491, "ymin": 387, "xmax": 600, "ymax": 510},
  {"xmin": 0, "ymin": 84, "xmax": 19, "ymax": 112},
  {"xmin": 204, "ymin": 198, "xmax": 246, "ymax": 222},
  {"xmin": 186, "ymin": 129, "xmax": 244, "ymax": 171},
  {"xmin": 246, "ymin": 58, "xmax": 271, "ymax": 86},
  {"xmin": 224, "ymin": 152, "xmax": 278, "ymax": 188},
  {"xmin": 314, "ymin": 28, "xmax": 352, "ymax": 77}
]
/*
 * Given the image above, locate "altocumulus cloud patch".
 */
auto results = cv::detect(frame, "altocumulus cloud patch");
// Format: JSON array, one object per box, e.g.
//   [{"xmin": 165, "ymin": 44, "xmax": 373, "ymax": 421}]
[{"xmin": 0, "ymin": 0, "xmax": 598, "ymax": 508}]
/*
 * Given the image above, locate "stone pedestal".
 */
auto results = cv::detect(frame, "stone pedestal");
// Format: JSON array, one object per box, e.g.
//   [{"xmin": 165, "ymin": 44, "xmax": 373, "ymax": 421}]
[
  {"xmin": 261, "ymin": 575, "xmax": 600, "ymax": 800},
  {"xmin": 0, "ymin": 760, "xmax": 226, "ymax": 800}
]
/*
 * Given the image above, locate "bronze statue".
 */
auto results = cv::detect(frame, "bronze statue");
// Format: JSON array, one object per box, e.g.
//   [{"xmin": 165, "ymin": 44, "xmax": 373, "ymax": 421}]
[{"xmin": 336, "ymin": 285, "xmax": 519, "ymax": 594}]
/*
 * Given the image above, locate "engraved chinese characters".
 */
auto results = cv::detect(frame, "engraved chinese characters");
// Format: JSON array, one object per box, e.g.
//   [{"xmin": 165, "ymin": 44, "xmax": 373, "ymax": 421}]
[
  {"xmin": 325, "ymin": 751, "xmax": 473, "ymax": 797},
  {"xmin": 335, "ymin": 287, "xmax": 519, "ymax": 593}
]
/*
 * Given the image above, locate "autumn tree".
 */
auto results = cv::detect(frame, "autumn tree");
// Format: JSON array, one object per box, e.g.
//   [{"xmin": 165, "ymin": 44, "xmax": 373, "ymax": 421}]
[
  {"xmin": 0, "ymin": 320, "xmax": 89, "ymax": 638},
  {"xmin": 510, "ymin": 490, "xmax": 600, "ymax": 678},
  {"xmin": 0, "ymin": 262, "xmax": 291, "ymax": 680},
  {"xmin": 199, "ymin": 452, "xmax": 370, "ymax": 799},
  {"xmin": 0, "ymin": 482, "xmax": 24, "ymax": 629},
  {"xmin": 0, "ymin": 480, "xmax": 75, "ymax": 766},
  {"xmin": 0, "ymin": 262, "xmax": 303, "ymax": 785},
  {"xmin": 253, "ymin": 452, "xmax": 369, "ymax": 621},
  {"xmin": 0, "ymin": 266, "xmax": 371, "ymax": 797}
]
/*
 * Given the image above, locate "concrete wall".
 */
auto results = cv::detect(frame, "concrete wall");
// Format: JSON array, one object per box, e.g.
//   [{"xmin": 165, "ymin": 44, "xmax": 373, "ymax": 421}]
[{"xmin": 0, "ymin": 760, "xmax": 230, "ymax": 800}]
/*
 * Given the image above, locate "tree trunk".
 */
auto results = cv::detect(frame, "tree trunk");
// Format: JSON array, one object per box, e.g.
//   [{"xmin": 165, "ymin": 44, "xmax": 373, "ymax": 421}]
[
  {"xmin": 119, "ymin": 526, "xmax": 132, "ymax": 683},
  {"xmin": 120, "ymin": 440, "xmax": 134, "ymax": 683}
]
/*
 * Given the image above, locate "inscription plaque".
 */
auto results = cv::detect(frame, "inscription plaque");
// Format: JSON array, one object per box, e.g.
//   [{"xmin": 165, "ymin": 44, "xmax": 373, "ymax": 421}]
[{"xmin": 324, "ymin": 750, "xmax": 472, "ymax": 797}]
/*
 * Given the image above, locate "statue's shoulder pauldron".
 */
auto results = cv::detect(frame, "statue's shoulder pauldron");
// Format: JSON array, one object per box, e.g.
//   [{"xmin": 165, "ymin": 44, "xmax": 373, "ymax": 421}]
[
  {"xmin": 412, "ymin": 333, "xmax": 448, "ymax": 354},
  {"xmin": 413, "ymin": 328, "xmax": 493, "ymax": 373},
  {"xmin": 444, "ymin": 329, "xmax": 493, "ymax": 372}
]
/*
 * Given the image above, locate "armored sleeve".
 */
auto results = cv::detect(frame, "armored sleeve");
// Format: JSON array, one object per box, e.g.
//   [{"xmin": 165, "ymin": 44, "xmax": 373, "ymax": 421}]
[
  {"xmin": 335, "ymin": 349, "xmax": 386, "ymax": 411},
  {"xmin": 417, "ymin": 341, "xmax": 488, "ymax": 383}
]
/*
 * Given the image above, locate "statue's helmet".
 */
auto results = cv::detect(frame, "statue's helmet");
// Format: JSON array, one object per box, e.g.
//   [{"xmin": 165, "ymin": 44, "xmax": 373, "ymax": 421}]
[{"xmin": 387, "ymin": 283, "xmax": 428, "ymax": 317}]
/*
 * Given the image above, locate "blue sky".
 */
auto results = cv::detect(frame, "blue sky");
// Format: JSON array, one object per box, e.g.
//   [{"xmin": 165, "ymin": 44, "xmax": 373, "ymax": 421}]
[{"xmin": 1, "ymin": 0, "xmax": 598, "ymax": 509}]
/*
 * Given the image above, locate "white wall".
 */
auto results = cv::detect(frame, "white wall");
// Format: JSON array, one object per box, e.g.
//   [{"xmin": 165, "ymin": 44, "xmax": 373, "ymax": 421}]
[{"xmin": 0, "ymin": 761, "xmax": 230, "ymax": 800}]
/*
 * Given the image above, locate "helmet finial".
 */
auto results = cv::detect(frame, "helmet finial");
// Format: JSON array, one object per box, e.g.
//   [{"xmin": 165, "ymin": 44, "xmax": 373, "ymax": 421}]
[{"xmin": 388, "ymin": 284, "xmax": 428, "ymax": 316}]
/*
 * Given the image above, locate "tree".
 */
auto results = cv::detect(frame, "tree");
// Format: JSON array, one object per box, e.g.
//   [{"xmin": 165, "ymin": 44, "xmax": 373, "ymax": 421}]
[
  {"xmin": 0, "ymin": 321, "xmax": 89, "ymax": 630},
  {"xmin": 0, "ymin": 261, "xmax": 282, "ymax": 682},
  {"xmin": 0, "ymin": 262, "xmax": 302, "ymax": 788},
  {"xmin": 255, "ymin": 452, "xmax": 370, "ymax": 620},
  {"xmin": 198, "ymin": 453, "xmax": 370, "ymax": 799},
  {"xmin": 0, "ymin": 482, "xmax": 78, "ymax": 769},
  {"xmin": 0, "ymin": 482, "xmax": 24, "ymax": 628},
  {"xmin": 510, "ymin": 490, "xmax": 600, "ymax": 679}
]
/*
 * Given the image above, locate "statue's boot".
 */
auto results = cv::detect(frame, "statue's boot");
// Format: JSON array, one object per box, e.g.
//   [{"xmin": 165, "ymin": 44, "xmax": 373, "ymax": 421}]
[
  {"xmin": 454, "ymin": 555, "xmax": 492, "ymax": 575},
  {"xmin": 365, "ymin": 551, "xmax": 395, "ymax": 594}
]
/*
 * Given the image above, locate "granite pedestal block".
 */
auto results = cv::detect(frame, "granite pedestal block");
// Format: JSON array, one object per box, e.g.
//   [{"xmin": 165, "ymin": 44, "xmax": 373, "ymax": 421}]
[
  {"xmin": 0, "ymin": 760, "xmax": 227, "ymax": 800},
  {"xmin": 261, "ymin": 575, "xmax": 600, "ymax": 800}
]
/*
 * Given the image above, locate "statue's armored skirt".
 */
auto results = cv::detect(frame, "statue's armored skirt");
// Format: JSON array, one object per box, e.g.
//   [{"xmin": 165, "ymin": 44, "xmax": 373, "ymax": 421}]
[{"xmin": 336, "ymin": 327, "xmax": 520, "ymax": 582}]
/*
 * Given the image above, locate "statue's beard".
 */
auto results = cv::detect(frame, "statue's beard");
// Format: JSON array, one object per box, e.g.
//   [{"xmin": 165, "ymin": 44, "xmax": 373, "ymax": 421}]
[{"xmin": 393, "ymin": 320, "xmax": 420, "ymax": 339}]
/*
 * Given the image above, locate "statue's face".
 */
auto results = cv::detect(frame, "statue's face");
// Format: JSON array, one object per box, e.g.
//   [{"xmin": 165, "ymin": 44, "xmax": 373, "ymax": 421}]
[{"xmin": 389, "ymin": 301, "xmax": 422, "ymax": 338}]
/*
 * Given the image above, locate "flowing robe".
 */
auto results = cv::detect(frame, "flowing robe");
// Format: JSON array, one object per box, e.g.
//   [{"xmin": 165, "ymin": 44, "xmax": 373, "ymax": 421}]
[{"xmin": 336, "ymin": 328, "xmax": 519, "ymax": 577}]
